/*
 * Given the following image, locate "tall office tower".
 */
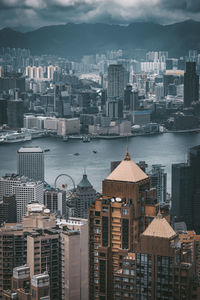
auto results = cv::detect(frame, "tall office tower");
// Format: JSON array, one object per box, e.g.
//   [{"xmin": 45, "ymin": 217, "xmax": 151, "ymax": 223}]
[
  {"xmin": 0, "ymin": 225, "xmax": 27, "ymax": 299},
  {"xmin": 148, "ymin": 164, "xmax": 167, "ymax": 203},
  {"xmin": 13, "ymin": 181, "xmax": 43, "ymax": 223},
  {"xmin": 189, "ymin": 145, "xmax": 200, "ymax": 232},
  {"xmin": 172, "ymin": 145, "xmax": 200, "ymax": 233},
  {"xmin": 0, "ymin": 99, "xmax": 7, "ymax": 125},
  {"xmin": 0, "ymin": 195, "xmax": 16, "ymax": 225},
  {"xmin": 124, "ymin": 85, "xmax": 133, "ymax": 110},
  {"xmin": 17, "ymin": 147, "xmax": 44, "ymax": 181},
  {"xmin": 106, "ymin": 100, "xmax": 123, "ymax": 119},
  {"xmin": 0, "ymin": 174, "xmax": 43, "ymax": 222},
  {"xmin": 89, "ymin": 148, "xmax": 160, "ymax": 299},
  {"xmin": 113, "ymin": 215, "xmax": 200, "ymax": 299},
  {"xmin": 7, "ymin": 99, "xmax": 24, "ymax": 129},
  {"xmin": 184, "ymin": 62, "xmax": 199, "ymax": 107},
  {"xmin": 43, "ymin": 188, "xmax": 66, "ymax": 217},
  {"xmin": 171, "ymin": 163, "xmax": 192, "ymax": 229},
  {"xmin": 54, "ymin": 82, "xmax": 66, "ymax": 116},
  {"xmin": 75, "ymin": 173, "xmax": 97, "ymax": 219},
  {"xmin": 107, "ymin": 64, "xmax": 125, "ymax": 101},
  {"xmin": 60, "ymin": 218, "xmax": 88, "ymax": 300}
]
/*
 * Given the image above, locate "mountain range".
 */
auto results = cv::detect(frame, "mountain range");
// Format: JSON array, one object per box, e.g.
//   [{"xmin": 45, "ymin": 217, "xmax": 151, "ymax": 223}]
[{"xmin": 0, "ymin": 20, "xmax": 200, "ymax": 59}]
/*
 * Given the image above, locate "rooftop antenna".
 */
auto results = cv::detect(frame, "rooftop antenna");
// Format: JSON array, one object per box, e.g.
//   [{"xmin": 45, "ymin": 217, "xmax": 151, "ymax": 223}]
[{"xmin": 124, "ymin": 135, "xmax": 131, "ymax": 161}]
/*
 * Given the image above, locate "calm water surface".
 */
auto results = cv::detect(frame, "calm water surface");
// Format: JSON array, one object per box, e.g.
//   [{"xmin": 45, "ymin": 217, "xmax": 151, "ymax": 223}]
[{"xmin": 0, "ymin": 132, "xmax": 199, "ymax": 193}]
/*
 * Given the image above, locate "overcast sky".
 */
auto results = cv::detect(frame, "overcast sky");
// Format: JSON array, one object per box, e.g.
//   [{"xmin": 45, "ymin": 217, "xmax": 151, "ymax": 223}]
[{"xmin": 1, "ymin": 0, "xmax": 200, "ymax": 30}]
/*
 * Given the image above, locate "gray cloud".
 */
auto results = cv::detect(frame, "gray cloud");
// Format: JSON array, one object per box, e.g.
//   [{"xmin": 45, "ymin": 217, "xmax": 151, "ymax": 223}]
[{"xmin": 0, "ymin": 0, "xmax": 200, "ymax": 30}]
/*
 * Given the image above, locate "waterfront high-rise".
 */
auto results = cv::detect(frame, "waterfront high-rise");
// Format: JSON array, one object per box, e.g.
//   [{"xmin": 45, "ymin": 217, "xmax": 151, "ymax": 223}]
[
  {"xmin": 107, "ymin": 64, "xmax": 125, "ymax": 101},
  {"xmin": 7, "ymin": 99, "xmax": 24, "ymax": 129},
  {"xmin": 88, "ymin": 148, "xmax": 160, "ymax": 299},
  {"xmin": 17, "ymin": 146, "xmax": 44, "ymax": 181},
  {"xmin": 184, "ymin": 61, "xmax": 199, "ymax": 107}
]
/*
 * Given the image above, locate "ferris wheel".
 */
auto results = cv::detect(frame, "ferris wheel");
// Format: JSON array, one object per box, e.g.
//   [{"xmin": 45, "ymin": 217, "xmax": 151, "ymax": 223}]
[{"xmin": 54, "ymin": 174, "xmax": 76, "ymax": 196}]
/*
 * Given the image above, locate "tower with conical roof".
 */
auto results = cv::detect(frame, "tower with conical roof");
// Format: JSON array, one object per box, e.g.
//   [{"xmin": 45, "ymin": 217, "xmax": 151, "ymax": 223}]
[
  {"xmin": 89, "ymin": 147, "xmax": 160, "ymax": 300},
  {"xmin": 75, "ymin": 173, "xmax": 97, "ymax": 219}
]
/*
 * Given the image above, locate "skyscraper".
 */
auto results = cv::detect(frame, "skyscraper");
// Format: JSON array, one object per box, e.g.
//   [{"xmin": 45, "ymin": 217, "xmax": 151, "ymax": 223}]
[
  {"xmin": 148, "ymin": 164, "xmax": 167, "ymax": 203},
  {"xmin": 43, "ymin": 188, "xmax": 66, "ymax": 217},
  {"xmin": 0, "ymin": 174, "xmax": 43, "ymax": 222},
  {"xmin": 172, "ymin": 145, "xmax": 200, "ymax": 233},
  {"xmin": 88, "ymin": 148, "xmax": 160, "ymax": 299},
  {"xmin": 113, "ymin": 215, "xmax": 200, "ymax": 299},
  {"xmin": 107, "ymin": 64, "xmax": 125, "ymax": 101},
  {"xmin": 75, "ymin": 173, "xmax": 97, "ymax": 219},
  {"xmin": 17, "ymin": 147, "xmax": 44, "ymax": 181},
  {"xmin": 184, "ymin": 62, "xmax": 199, "ymax": 107},
  {"xmin": 7, "ymin": 99, "xmax": 24, "ymax": 129}
]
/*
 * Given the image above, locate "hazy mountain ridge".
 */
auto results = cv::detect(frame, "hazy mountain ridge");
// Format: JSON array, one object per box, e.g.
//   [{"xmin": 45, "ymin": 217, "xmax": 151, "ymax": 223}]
[{"xmin": 0, "ymin": 21, "xmax": 200, "ymax": 59}]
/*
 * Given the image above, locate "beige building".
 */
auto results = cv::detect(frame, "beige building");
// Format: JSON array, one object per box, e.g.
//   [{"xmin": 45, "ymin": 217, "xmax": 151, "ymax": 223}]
[
  {"xmin": 59, "ymin": 217, "xmax": 88, "ymax": 300},
  {"xmin": 57, "ymin": 118, "xmax": 80, "ymax": 136}
]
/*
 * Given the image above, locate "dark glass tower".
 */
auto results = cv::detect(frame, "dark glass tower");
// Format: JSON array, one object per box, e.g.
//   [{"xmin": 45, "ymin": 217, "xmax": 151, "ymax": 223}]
[{"xmin": 184, "ymin": 62, "xmax": 199, "ymax": 107}]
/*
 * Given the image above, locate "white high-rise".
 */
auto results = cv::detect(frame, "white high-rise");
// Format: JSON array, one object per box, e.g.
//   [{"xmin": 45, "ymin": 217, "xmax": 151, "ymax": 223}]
[
  {"xmin": 0, "ymin": 174, "xmax": 43, "ymax": 222},
  {"xmin": 17, "ymin": 147, "xmax": 44, "ymax": 181}
]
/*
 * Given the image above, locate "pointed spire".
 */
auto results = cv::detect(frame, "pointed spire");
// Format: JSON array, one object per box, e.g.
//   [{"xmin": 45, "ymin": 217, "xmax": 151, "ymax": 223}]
[
  {"xmin": 156, "ymin": 205, "xmax": 162, "ymax": 219},
  {"xmin": 124, "ymin": 143, "xmax": 131, "ymax": 161}
]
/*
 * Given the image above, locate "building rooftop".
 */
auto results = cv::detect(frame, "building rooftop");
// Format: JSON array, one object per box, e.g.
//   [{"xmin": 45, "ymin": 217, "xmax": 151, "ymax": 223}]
[
  {"xmin": 106, "ymin": 147, "xmax": 148, "ymax": 183},
  {"xmin": 77, "ymin": 173, "xmax": 93, "ymax": 188},
  {"xmin": 142, "ymin": 214, "xmax": 177, "ymax": 239},
  {"xmin": 18, "ymin": 146, "xmax": 43, "ymax": 153}
]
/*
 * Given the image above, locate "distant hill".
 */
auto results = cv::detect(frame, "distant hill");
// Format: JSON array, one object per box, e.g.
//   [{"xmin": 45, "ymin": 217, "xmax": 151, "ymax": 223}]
[{"xmin": 0, "ymin": 21, "xmax": 200, "ymax": 59}]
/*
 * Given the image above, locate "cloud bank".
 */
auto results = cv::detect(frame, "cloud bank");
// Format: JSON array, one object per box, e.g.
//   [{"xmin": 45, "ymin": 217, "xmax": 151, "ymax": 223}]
[{"xmin": 1, "ymin": 0, "xmax": 200, "ymax": 30}]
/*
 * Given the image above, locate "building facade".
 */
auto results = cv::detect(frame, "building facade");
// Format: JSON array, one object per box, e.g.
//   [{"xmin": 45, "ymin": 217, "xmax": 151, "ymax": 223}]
[{"xmin": 17, "ymin": 147, "xmax": 44, "ymax": 181}]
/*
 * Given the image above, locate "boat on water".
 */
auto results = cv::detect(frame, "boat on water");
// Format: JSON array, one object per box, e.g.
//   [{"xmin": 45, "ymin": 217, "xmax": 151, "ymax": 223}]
[
  {"xmin": 0, "ymin": 130, "xmax": 32, "ymax": 144},
  {"xmin": 82, "ymin": 135, "xmax": 91, "ymax": 142},
  {"xmin": 63, "ymin": 136, "xmax": 69, "ymax": 142},
  {"xmin": 93, "ymin": 150, "xmax": 97, "ymax": 154},
  {"xmin": 44, "ymin": 149, "xmax": 50, "ymax": 152}
]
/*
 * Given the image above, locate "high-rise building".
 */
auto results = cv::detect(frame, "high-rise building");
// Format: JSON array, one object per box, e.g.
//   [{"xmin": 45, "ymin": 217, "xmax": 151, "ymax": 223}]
[
  {"xmin": 0, "ymin": 225, "xmax": 27, "ymax": 299},
  {"xmin": 88, "ymin": 148, "xmax": 160, "ymax": 299},
  {"xmin": 113, "ymin": 215, "xmax": 200, "ymax": 299},
  {"xmin": 107, "ymin": 64, "xmax": 125, "ymax": 101},
  {"xmin": 148, "ymin": 164, "xmax": 167, "ymax": 203},
  {"xmin": 184, "ymin": 62, "xmax": 199, "ymax": 107},
  {"xmin": 59, "ymin": 218, "xmax": 88, "ymax": 300},
  {"xmin": 0, "ymin": 174, "xmax": 43, "ymax": 222},
  {"xmin": 0, "ymin": 201, "xmax": 88, "ymax": 300},
  {"xmin": 43, "ymin": 188, "xmax": 66, "ymax": 217},
  {"xmin": 7, "ymin": 99, "xmax": 24, "ymax": 129},
  {"xmin": 0, "ymin": 195, "xmax": 16, "ymax": 225},
  {"xmin": 17, "ymin": 147, "xmax": 44, "ymax": 181},
  {"xmin": 172, "ymin": 145, "xmax": 200, "ymax": 233},
  {"xmin": 75, "ymin": 173, "xmax": 97, "ymax": 219},
  {"xmin": 0, "ymin": 99, "xmax": 7, "ymax": 125},
  {"xmin": 27, "ymin": 229, "xmax": 60, "ymax": 299}
]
